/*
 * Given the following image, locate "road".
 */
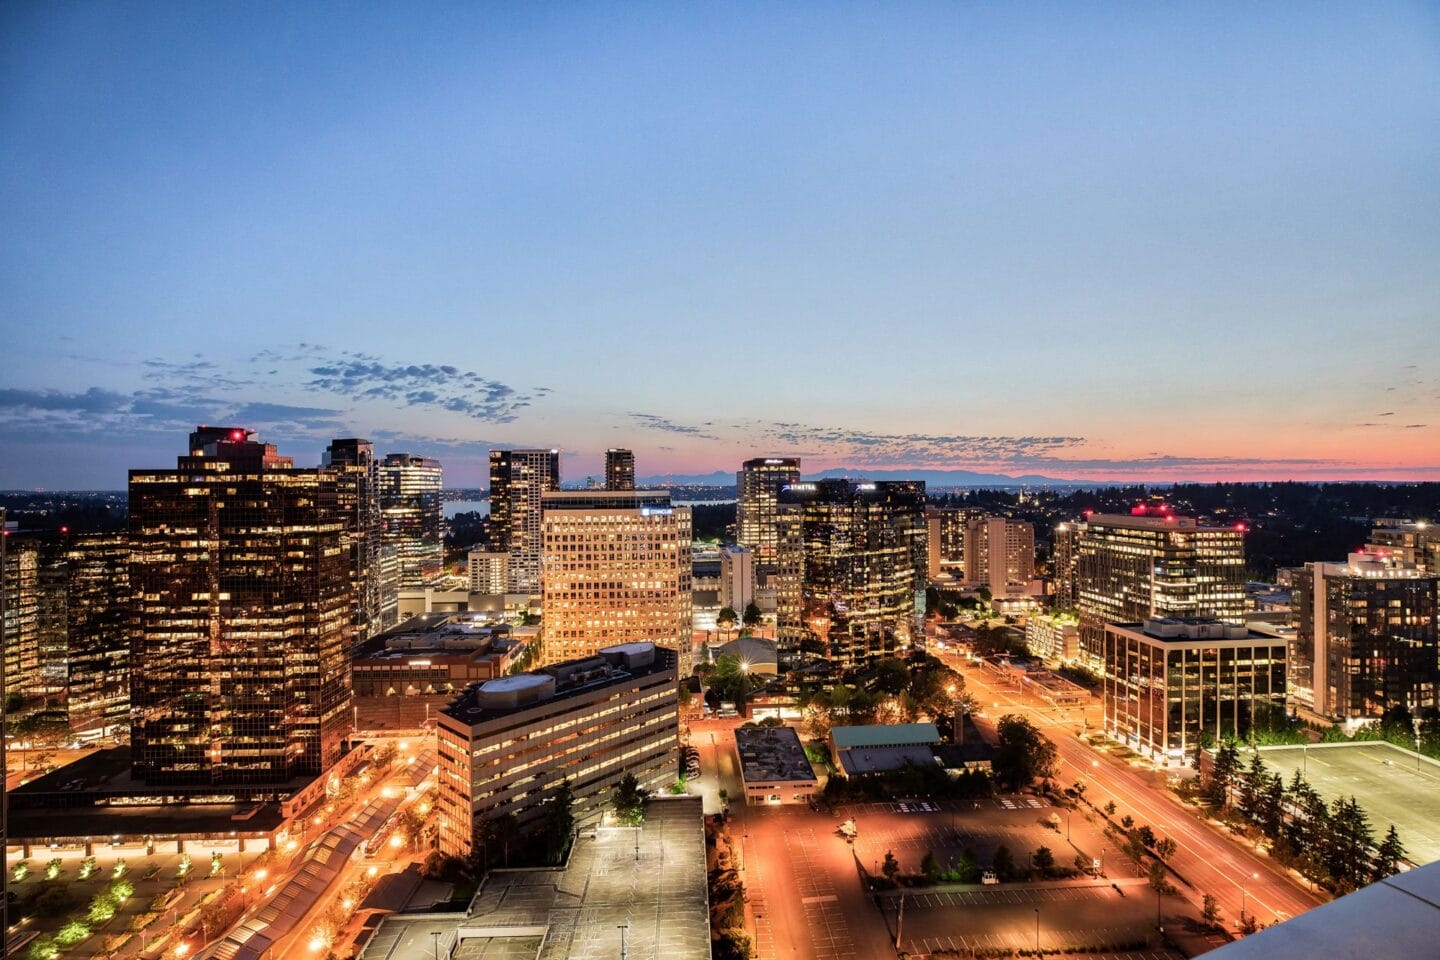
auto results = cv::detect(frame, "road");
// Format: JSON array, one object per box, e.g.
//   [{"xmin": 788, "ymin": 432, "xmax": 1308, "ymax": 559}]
[{"xmin": 940, "ymin": 650, "xmax": 1324, "ymax": 930}]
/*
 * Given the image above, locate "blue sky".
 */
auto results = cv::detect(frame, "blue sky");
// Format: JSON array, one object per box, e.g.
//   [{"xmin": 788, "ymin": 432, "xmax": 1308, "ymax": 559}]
[{"xmin": 2, "ymin": 2, "xmax": 1438, "ymax": 488}]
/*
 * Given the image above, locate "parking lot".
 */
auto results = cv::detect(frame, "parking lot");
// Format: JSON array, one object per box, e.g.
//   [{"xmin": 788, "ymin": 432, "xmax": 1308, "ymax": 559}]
[{"xmin": 882, "ymin": 878, "xmax": 1174, "ymax": 956}]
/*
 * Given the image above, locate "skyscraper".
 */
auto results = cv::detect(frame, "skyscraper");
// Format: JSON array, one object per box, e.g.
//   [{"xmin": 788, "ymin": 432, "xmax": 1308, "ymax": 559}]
[
  {"xmin": 605, "ymin": 448, "xmax": 635, "ymax": 491},
  {"xmin": 62, "ymin": 533, "xmax": 131, "ymax": 738},
  {"xmin": 963, "ymin": 517, "xmax": 1035, "ymax": 595},
  {"xmin": 1, "ymin": 539, "xmax": 39, "ymax": 706},
  {"xmin": 489, "ymin": 449, "xmax": 560, "ymax": 594},
  {"xmin": 1052, "ymin": 521, "xmax": 1080, "ymax": 608},
  {"xmin": 379, "ymin": 453, "xmax": 444, "ymax": 590},
  {"xmin": 776, "ymin": 479, "xmax": 927, "ymax": 666},
  {"xmin": 325, "ymin": 439, "xmax": 383, "ymax": 640},
  {"xmin": 1365, "ymin": 519, "xmax": 1440, "ymax": 574},
  {"xmin": 1071, "ymin": 508, "xmax": 1246, "ymax": 667},
  {"xmin": 924, "ymin": 506, "xmax": 971, "ymax": 579},
  {"xmin": 540, "ymin": 490, "xmax": 692, "ymax": 665},
  {"xmin": 128, "ymin": 427, "xmax": 352, "ymax": 785},
  {"xmin": 736, "ymin": 457, "xmax": 801, "ymax": 569},
  {"xmin": 1292, "ymin": 553, "xmax": 1440, "ymax": 720}
]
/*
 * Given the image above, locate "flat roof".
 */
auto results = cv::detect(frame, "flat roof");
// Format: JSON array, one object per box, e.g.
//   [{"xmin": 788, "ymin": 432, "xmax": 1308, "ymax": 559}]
[
  {"xmin": 831, "ymin": 723, "xmax": 940, "ymax": 749},
  {"xmin": 735, "ymin": 726, "xmax": 817, "ymax": 785},
  {"xmin": 358, "ymin": 797, "xmax": 709, "ymax": 960},
  {"xmin": 442, "ymin": 644, "xmax": 675, "ymax": 724},
  {"xmin": 836, "ymin": 744, "xmax": 938, "ymax": 776},
  {"xmin": 8, "ymin": 801, "xmax": 286, "ymax": 840},
  {"xmin": 1253, "ymin": 741, "xmax": 1440, "ymax": 866}
]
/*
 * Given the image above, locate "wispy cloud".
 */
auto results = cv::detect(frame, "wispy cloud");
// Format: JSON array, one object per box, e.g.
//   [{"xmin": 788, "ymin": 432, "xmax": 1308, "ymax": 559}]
[
  {"xmin": 307, "ymin": 353, "xmax": 531, "ymax": 422},
  {"xmin": 629, "ymin": 412, "xmax": 719, "ymax": 439}
]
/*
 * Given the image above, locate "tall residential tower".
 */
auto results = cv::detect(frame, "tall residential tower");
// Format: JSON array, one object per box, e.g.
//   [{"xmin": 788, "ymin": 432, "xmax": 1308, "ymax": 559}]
[
  {"xmin": 489, "ymin": 449, "xmax": 561, "ymax": 594},
  {"xmin": 736, "ymin": 457, "xmax": 801, "ymax": 569}
]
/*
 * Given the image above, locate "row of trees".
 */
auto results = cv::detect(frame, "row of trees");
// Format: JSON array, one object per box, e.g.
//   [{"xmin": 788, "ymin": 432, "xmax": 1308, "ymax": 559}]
[
  {"xmin": 798, "ymin": 655, "xmax": 966, "ymax": 739},
  {"xmin": 1208, "ymin": 745, "xmax": 1405, "ymax": 893},
  {"xmin": 715, "ymin": 603, "xmax": 763, "ymax": 633}
]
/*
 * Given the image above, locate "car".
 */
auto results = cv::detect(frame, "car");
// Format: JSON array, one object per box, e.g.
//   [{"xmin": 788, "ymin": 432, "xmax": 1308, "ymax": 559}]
[{"xmin": 980, "ymin": 871, "xmax": 999, "ymax": 885}]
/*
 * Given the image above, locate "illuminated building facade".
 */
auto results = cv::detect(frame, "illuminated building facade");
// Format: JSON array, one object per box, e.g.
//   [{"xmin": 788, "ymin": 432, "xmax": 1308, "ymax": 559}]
[
  {"xmin": 128, "ymin": 427, "xmax": 352, "ymax": 785},
  {"xmin": 62, "ymin": 534, "xmax": 131, "ymax": 737},
  {"xmin": 435, "ymin": 642, "xmax": 678, "ymax": 857},
  {"xmin": 1052, "ymin": 522, "xmax": 1080, "ymax": 607},
  {"xmin": 963, "ymin": 517, "xmax": 1035, "ymax": 594},
  {"xmin": 1292, "ymin": 553, "xmax": 1440, "ymax": 720},
  {"xmin": 736, "ymin": 457, "xmax": 801, "ymax": 569},
  {"xmin": 2, "ymin": 538, "xmax": 40, "ymax": 705},
  {"xmin": 325, "ymin": 438, "xmax": 384, "ymax": 639},
  {"xmin": 1073, "ymin": 509, "xmax": 1246, "ymax": 667},
  {"xmin": 489, "ymin": 449, "xmax": 560, "ymax": 594},
  {"xmin": 1103, "ymin": 617, "xmax": 1286, "ymax": 765},
  {"xmin": 379, "ymin": 453, "xmax": 444, "ymax": 589},
  {"xmin": 1365, "ymin": 520, "xmax": 1440, "ymax": 574},
  {"xmin": 775, "ymin": 479, "xmax": 927, "ymax": 666},
  {"xmin": 924, "ymin": 507, "xmax": 971, "ymax": 579},
  {"xmin": 468, "ymin": 550, "xmax": 509, "ymax": 595},
  {"xmin": 540, "ymin": 490, "xmax": 692, "ymax": 665},
  {"xmin": 605, "ymin": 448, "xmax": 635, "ymax": 491}
]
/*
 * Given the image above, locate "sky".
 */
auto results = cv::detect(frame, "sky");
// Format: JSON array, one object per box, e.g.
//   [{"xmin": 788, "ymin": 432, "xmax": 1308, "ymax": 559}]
[{"xmin": 2, "ymin": 2, "xmax": 1439, "ymax": 489}]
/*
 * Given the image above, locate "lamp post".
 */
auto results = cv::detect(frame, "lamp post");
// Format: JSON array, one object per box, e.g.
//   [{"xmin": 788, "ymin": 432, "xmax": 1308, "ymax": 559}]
[
  {"xmin": 618, "ymin": 923, "xmax": 629, "ymax": 960},
  {"xmin": 430, "ymin": 930, "xmax": 442, "ymax": 960},
  {"xmin": 1240, "ymin": 871, "xmax": 1258, "ymax": 928},
  {"xmin": 1034, "ymin": 907, "xmax": 1040, "ymax": 955}
]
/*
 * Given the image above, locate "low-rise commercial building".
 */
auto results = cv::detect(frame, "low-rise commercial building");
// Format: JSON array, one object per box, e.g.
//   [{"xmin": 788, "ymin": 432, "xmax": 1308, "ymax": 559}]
[
  {"xmin": 735, "ymin": 725, "xmax": 817, "ymax": 804},
  {"xmin": 435, "ymin": 642, "xmax": 678, "ymax": 857},
  {"xmin": 1103, "ymin": 618, "xmax": 1287, "ymax": 766},
  {"xmin": 829, "ymin": 723, "xmax": 942, "ymax": 777},
  {"xmin": 352, "ymin": 613, "xmax": 528, "ymax": 732}
]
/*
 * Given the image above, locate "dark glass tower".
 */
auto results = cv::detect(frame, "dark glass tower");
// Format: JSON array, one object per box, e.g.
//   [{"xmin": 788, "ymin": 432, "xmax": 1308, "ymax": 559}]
[
  {"xmin": 128, "ymin": 428, "xmax": 352, "ymax": 785},
  {"xmin": 325, "ymin": 438, "xmax": 383, "ymax": 640},
  {"xmin": 605, "ymin": 448, "xmax": 635, "ymax": 491},
  {"xmin": 776, "ymin": 479, "xmax": 927, "ymax": 666},
  {"xmin": 379, "ymin": 453, "xmax": 444, "ymax": 589},
  {"xmin": 488, "ymin": 449, "xmax": 560, "ymax": 593}
]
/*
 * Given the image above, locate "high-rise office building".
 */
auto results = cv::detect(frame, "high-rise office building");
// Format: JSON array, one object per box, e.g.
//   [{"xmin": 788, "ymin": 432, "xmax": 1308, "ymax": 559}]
[
  {"xmin": 775, "ymin": 479, "xmax": 927, "ymax": 666},
  {"xmin": 379, "ymin": 453, "xmax": 444, "ymax": 590},
  {"xmin": 325, "ymin": 439, "xmax": 383, "ymax": 641},
  {"xmin": 128, "ymin": 427, "xmax": 352, "ymax": 785},
  {"xmin": 1072, "ymin": 508, "xmax": 1246, "ymax": 667},
  {"xmin": 1103, "ymin": 618, "xmax": 1286, "ymax": 765},
  {"xmin": 2, "ymin": 539, "xmax": 39, "ymax": 705},
  {"xmin": 924, "ymin": 507, "xmax": 970, "ymax": 579},
  {"xmin": 435, "ymin": 642, "xmax": 678, "ymax": 857},
  {"xmin": 1052, "ymin": 521, "xmax": 1080, "ymax": 608},
  {"xmin": 540, "ymin": 490, "xmax": 692, "ymax": 665},
  {"xmin": 1292, "ymin": 553, "xmax": 1440, "ymax": 720},
  {"xmin": 719, "ymin": 546, "xmax": 755, "ymax": 612},
  {"xmin": 963, "ymin": 517, "xmax": 1035, "ymax": 595},
  {"xmin": 468, "ymin": 550, "xmax": 509, "ymax": 595},
  {"xmin": 736, "ymin": 457, "xmax": 801, "ymax": 569},
  {"xmin": 605, "ymin": 448, "xmax": 635, "ymax": 491},
  {"xmin": 489, "ymin": 449, "xmax": 560, "ymax": 594},
  {"xmin": 62, "ymin": 533, "xmax": 131, "ymax": 737}
]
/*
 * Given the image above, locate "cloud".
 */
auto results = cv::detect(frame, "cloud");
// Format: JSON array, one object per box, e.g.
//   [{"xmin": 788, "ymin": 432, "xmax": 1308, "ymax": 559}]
[
  {"xmin": 629, "ymin": 413, "xmax": 719, "ymax": 439},
  {"xmin": 307, "ymin": 353, "xmax": 531, "ymax": 422},
  {"xmin": 0, "ymin": 387, "xmax": 129, "ymax": 413},
  {"xmin": 753, "ymin": 421, "xmax": 1085, "ymax": 467}
]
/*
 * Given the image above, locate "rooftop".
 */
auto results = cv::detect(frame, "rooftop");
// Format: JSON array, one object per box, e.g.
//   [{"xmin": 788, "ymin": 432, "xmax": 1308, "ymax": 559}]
[
  {"xmin": 442, "ymin": 642, "xmax": 675, "ymax": 725},
  {"xmin": 735, "ymin": 726, "xmax": 817, "ymax": 785},
  {"xmin": 836, "ymin": 744, "xmax": 938, "ymax": 776},
  {"xmin": 358, "ymin": 797, "xmax": 709, "ymax": 960},
  {"xmin": 1111, "ymin": 617, "xmax": 1280, "ymax": 643},
  {"xmin": 831, "ymin": 723, "xmax": 941, "ymax": 749}
]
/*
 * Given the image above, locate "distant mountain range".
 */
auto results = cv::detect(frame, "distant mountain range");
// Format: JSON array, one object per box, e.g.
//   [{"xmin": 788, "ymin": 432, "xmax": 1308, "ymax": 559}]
[{"xmin": 636, "ymin": 467, "xmax": 1100, "ymax": 488}]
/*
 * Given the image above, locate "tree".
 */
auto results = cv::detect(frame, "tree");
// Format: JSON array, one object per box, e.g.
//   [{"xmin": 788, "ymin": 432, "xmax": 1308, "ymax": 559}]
[
  {"xmin": 611, "ymin": 773, "xmax": 650, "ymax": 826},
  {"xmin": 1103, "ymin": 800, "xmax": 1117, "ymax": 816},
  {"xmin": 992, "ymin": 845, "xmax": 1016, "ymax": 881},
  {"xmin": 1147, "ymin": 861, "xmax": 1172, "ymax": 895},
  {"xmin": 1032, "ymin": 846, "xmax": 1055, "ymax": 874},
  {"xmin": 881, "ymin": 850, "xmax": 900, "ymax": 883},
  {"xmin": 872, "ymin": 658, "xmax": 911, "ymax": 695},
  {"xmin": 992, "ymin": 715, "xmax": 1057, "ymax": 790},
  {"xmin": 920, "ymin": 850, "xmax": 940, "ymax": 883},
  {"xmin": 1120, "ymin": 814, "xmax": 1135, "ymax": 831},
  {"xmin": 1155, "ymin": 837, "xmax": 1177, "ymax": 861},
  {"xmin": 742, "ymin": 602, "xmax": 763, "ymax": 627},
  {"xmin": 539, "ymin": 780, "xmax": 575, "ymax": 864},
  {"xmin": 1210, "ymin": 740, "xmax": 1242, "ymax": 806},
  {"xmin": 1202, "ymin": 893, "xmax": 1222, "ymax": 928},
  {"xmin": 1136, "ymin": 825, "xmax": 1156, "ymax": 849},
  {"xmin": 1238, "ymin": 753, "xmax": 1268, "ymax": 821},
  {"xmin": 717, "ymin": 607, "xmax": 738, "ymax": 634},
  {"xmin": 1373, "ymin": 824, "xmax": 1405, "ymax": 882}
]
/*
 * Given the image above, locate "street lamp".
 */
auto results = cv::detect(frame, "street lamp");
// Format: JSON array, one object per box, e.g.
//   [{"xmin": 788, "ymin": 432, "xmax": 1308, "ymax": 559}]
[
  {"xmin": 1240, "ymin": 871, "xmax": 1258, "ymax": 928},
  {"xmin": 431, "ymin": 929, "xmax": 442, "ymax": 960},
  {"xmin": 1033, "ymin": 907, "xmax": 1040, "ymax": 954},
  {"xmin": 618, "ymin": 923, "xmax": 630, "ymax": 960}
]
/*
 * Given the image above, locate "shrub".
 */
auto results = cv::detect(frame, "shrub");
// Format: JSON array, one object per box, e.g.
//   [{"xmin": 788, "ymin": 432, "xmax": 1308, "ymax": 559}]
[{"xmin": 55, "ymin": 920, "xmax": 92, "ymax": 946}]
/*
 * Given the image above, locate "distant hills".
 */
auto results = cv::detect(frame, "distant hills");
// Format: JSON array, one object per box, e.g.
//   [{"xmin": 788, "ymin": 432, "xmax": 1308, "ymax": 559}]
[{"xmin": 636, "ymin": 467, "xmax": 1098, "ymax": 488}]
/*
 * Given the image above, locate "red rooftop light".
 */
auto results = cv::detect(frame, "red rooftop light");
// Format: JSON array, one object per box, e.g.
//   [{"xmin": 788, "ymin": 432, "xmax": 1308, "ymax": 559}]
[{"xmin": 230, "ymin": 429, "xmax": 244, "ymax": 441}]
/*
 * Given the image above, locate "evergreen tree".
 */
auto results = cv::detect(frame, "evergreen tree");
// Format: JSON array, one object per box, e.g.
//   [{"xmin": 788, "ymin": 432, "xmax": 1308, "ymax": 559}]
[
  {"xmin": 1210, "ymin": 740, "xmax": 1241, "ymax": 806},
  {"xmin": 1238, "ymin": 752, "xmax": 1267, "ymax": 821},
  {"xmin": 1373, "ymin": 825, "xmax": 1405, "ymax": 882},
  {"xmin": 1260, "ymin": 774, "xmax": 1286, "ymax": 841}
]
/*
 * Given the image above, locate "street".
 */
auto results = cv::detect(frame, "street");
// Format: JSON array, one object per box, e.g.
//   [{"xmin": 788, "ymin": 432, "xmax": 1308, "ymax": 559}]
[{"xmin": 937, "ymin": 649, "xmax": 1324, "ymax": 930}]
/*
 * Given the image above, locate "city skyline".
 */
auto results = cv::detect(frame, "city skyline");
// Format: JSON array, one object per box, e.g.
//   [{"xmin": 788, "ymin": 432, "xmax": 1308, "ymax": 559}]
[{"xmin": 3, "ymin": 4, "xmax": 1439, "ymax": 488}]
